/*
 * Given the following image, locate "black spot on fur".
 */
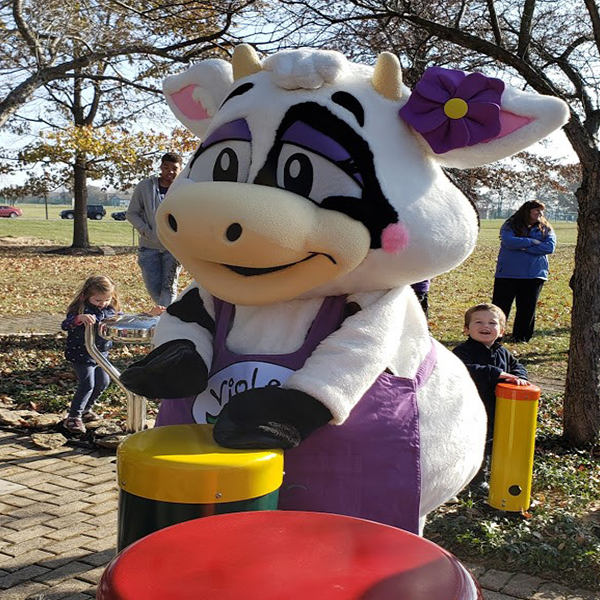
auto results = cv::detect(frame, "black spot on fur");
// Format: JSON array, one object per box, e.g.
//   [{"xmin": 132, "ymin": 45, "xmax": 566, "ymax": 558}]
[
  {"xmin": 167, "ymin": 288, "xmax": 215, "ymax": 335},
  {"xmin": 332, "ymin": 92, "xmax": 365, "ymax": 127},
  {"xmin": 343, "ymin": 301, "xmax": 362, "ymax": 319},
  {"xmin": 253, "ymin": 103, "xmax": 398, "ymax": 248},
  {"xmin": 220, "ymin": 82, "xmax": 254, "ymax": 108}
]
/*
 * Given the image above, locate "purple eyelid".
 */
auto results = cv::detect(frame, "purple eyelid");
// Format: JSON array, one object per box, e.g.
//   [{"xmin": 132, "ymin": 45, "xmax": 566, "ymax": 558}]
[
  {"xmin": 202, "ymin": 119, "xmax": 251, "ymax": 148},
  {"xmin": 282, "ymin": 122, "xmax": 363, "ymax": 186}
]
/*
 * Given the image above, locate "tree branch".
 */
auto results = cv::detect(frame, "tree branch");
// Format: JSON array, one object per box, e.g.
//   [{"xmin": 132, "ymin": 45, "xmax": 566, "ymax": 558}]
[
  {"xmin": 454, "ymin": 0, "xmax": 468, "ymax": 28},
  {"xmin": 517, "ymin": 0, "xmax": 536, "ymax": 58},
  {"xmin": 396, "ymin": 11, "xmax": 560, "ymax": 97},
  {"xmin": 532, "ymin": 41, "xmax": 595, "ymax": 117},
  {"xmin": 582, "ymin": 0, "xmax": 600, "ymax": 58},
  {"xmin": 84, "ymin": 80, "xmax": 102, "ymax": 127},
  {"xmin": 486, "ymin": 0, "xmax": 503, "ymax": 47},
  {"xmin": 0, "ymin": 0, "xmax": 255, "ymax": 129},
  {"xmin": 11, "ymin": 0, "xmax": 45, "ymax": 65}
]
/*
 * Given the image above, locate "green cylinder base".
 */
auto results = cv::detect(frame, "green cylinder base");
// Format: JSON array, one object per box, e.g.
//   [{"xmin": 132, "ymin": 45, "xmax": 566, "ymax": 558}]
[{"xmin": 117, "ymin": 488, "xmax": 279, "ymax": 551}]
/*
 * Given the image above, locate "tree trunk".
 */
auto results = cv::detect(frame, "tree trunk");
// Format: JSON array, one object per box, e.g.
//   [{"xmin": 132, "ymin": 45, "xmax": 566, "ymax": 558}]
[
  {"xmin": 72, "ymin": 154, "xmax": 90, "ymax": 248},
  {"xmin": 71, "ymin": 69, "xmax": 90, "ymax": 249},
  {"xmin": 563, "ymin": 157, "xmax": 600, "ymax": 446}
]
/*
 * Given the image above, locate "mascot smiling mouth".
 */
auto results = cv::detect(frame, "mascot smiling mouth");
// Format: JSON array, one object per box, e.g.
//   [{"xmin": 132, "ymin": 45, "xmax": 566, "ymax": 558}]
[{"xmin": 224, "ymin": 252, "xmax": 337, "ymax": 277}]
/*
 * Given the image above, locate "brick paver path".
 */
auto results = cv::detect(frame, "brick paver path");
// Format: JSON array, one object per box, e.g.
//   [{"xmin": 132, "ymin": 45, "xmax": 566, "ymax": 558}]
[
  {"xmin": 0, "ymin": 430, "xmax": 117, "ymax": 599},
  {"xmin": 0, "ymin": 429, "xmax": 597, "ymax": 600}
]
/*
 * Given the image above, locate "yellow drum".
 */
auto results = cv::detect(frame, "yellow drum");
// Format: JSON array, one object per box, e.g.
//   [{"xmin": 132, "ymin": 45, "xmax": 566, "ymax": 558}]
[
  {"xmin": 116, "ymin": 424, "xmax": 283, "ymax": 550},
  {"xmin": 488, "ymin": 382, "xmax": 541, "ymax": 512}
]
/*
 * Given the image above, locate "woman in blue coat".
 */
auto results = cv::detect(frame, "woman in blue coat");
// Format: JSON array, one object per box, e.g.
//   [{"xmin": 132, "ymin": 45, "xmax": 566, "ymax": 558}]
[{"xmin": 492, "ymin": 200, "xmax": 556, "ymax": 342}]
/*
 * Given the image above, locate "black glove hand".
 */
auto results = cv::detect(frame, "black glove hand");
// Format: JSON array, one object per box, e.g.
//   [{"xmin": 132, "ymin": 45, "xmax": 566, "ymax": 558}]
[
  {"xmin": 213, "ymin": 387, "xmax": 332, "ymax": 449},
  {"xmin": 120, "ymin": 339, "xmax": 208, "ymax": 399}
]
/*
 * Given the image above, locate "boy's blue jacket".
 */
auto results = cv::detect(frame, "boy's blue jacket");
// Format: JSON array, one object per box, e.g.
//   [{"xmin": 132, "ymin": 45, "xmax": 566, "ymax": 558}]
[
  {"xmin": 453, "ymin": 337, "xmax": 528, "ymax": 439},
  {"xmin": 495, "ymin": 222, "xmax": 556, "ymax": 280},
  {"xmin": 61, "ymin": 303, "xmax": 116, "ymax": 363}
]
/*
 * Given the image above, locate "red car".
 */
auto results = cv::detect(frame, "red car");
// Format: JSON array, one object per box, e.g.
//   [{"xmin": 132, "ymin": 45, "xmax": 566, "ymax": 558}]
[{"xmin": 0, "ymin": 205, "xmax": 23, "ymax": 218}]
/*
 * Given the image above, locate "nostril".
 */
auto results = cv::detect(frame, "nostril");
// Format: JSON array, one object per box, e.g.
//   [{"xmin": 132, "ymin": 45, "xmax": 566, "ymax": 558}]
[
  {"xmin": 226, "ymin": 223, "xmax": 243, "ymax": 242},
  {"xmin": 167, "ymin": 214, "xmax": 178, "ymax": 232}
]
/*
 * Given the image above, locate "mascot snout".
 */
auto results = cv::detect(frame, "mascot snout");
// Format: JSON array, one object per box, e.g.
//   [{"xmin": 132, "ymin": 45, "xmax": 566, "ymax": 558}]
[{"xmin": 157, "ymin": 181, "xmax": 371, "ymax": 305}]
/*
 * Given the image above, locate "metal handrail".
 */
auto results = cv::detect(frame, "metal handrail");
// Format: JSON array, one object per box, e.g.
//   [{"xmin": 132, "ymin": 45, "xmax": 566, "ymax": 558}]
[{"xmin": 84, "ymin": 322, "xmax": 147, "ymax": 433}]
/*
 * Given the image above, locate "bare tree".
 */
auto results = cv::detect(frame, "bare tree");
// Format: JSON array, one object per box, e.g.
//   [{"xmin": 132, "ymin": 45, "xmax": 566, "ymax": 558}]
[
  {"xmin": 269, "ymin": 0, "xmax": 599, "ymax": 446},
  {"xmin": 0, "ymin": 0, "xmax": 259, "ymax": 129},
  {"xmin": 0, "ymin": 0, "xmax": 259, "ymax": 247}
]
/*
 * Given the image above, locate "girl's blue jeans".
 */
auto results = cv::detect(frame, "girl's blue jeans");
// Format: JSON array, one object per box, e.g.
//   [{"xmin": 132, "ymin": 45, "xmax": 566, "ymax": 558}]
[{"xmin": 69, "ymin": 362, "xmax": 110, "ymax": 418}]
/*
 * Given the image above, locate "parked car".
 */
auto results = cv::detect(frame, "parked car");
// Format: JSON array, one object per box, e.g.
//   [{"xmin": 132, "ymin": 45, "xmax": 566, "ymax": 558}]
[
  {"xmin": 111, "ymin": 211, "xmax": 127, "ymax": 221},
  {"xmin": 60, "ymin": 204, "xmax": 106, "ymax": 220},
  {"xmin": 0, "ymin": 205, "xmax": 23, "ymax": 218}
]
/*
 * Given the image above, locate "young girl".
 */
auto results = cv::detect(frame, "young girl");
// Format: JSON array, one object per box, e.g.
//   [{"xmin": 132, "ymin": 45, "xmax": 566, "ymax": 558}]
[{"xmin": 61, "ymin": 275, "xmax": 121, "ymax": 434}]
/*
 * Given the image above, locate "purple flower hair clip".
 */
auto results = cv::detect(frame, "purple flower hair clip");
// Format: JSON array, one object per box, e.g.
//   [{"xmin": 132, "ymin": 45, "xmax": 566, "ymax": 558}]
[{"xmin": 399, "ymin": 67, "xmax": 505, "ymax": 154}]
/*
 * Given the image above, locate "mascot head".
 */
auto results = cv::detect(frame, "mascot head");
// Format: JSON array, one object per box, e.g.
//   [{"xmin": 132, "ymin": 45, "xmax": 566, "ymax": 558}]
[{"xmin": 158, "ymin": 45, "xmax": 568, "ymax": 305}]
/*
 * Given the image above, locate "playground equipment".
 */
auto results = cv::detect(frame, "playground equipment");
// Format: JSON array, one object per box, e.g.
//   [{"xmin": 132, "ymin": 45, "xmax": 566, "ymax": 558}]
[
  {"xmin": 84, "ymin": 313, "xmax": 159, "ymax": 433},
  {"xmin": 98, "ymin": 511, "xmax": 482, "ymax": 600},
  {"xmin": 488, "ymin": 382, "xmax": 541, "ymax": 512},
  {"xmin": 116, "ymin": 424, "xmax": 283, "ymax": 551}
]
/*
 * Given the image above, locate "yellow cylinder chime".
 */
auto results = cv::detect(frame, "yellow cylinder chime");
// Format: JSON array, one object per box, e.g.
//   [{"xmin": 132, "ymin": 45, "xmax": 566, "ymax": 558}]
[{"xmin": 487, "ymin": 382, "xmax": 541, "ymax": 512}]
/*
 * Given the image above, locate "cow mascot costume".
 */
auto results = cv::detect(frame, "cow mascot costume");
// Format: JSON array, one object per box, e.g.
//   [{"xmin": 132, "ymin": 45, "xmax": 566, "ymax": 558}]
[{"xmin": 121, "ymin": 45, "xmax": 568, "ymax": 534}]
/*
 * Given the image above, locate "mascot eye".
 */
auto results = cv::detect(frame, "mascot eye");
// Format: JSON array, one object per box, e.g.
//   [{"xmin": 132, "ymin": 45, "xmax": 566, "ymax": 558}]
[
  {"xmin": 283, "ymin": 153, "xmax": 313, "ymax": 198},
  {"xmin": 276, "ymin": 144, "xmax": 362, "ymax": 203},
  {"xmin": 188, "ymin": 140, "xmax": 252, "ymax": 183}
]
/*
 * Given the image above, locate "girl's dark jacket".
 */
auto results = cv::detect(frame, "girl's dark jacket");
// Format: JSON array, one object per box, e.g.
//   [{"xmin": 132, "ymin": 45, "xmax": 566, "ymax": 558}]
[{"xmin": 61, "ymin": 303, "xmax": 116, "ymax": 364}]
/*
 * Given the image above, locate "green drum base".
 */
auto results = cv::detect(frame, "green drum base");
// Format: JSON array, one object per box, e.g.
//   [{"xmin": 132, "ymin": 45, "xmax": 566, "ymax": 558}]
[{"xmin": 117, "ymin": 488, "xmax": 279, "ymax": 551}]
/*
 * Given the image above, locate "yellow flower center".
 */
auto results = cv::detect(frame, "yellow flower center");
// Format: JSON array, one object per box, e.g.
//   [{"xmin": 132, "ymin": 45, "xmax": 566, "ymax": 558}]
[{"xmin": 444, "ymin": 98, "xmax": 468, "ymax": 119}]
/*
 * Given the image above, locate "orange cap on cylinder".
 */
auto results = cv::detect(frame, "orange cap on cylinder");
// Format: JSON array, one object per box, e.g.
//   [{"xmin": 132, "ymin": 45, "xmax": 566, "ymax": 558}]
[{"xmin": 495, "ymin": 382, "xmax": 541, "ymax": 402}]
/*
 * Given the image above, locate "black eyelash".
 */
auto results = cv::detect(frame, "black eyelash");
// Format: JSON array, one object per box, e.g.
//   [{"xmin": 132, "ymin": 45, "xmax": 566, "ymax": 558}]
[{"xmin": 337, "ymin": 158, "xmax": 360, "ymax": 174}]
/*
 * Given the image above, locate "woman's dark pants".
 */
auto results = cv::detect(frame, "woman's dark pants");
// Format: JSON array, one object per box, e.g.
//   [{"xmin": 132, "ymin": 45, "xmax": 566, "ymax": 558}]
[{"xmin": 492, "ymin": 277, "xmax": 545, "ymax": 342}]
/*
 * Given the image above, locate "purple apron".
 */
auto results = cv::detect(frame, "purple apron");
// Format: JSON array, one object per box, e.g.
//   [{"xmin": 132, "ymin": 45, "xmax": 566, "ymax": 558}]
[
  {"xmin": 155, "ymin": 296, "xmax": 347, "ymax": 426},
  {"xmin": 156, "ymin": 295, "xmax": 437, "ymax": 534}
]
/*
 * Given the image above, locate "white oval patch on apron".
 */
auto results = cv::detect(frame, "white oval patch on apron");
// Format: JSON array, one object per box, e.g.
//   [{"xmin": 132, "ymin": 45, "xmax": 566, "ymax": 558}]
[{"xmin": 192, "ymin": 361, "xmax": 295, "ymax": 424}]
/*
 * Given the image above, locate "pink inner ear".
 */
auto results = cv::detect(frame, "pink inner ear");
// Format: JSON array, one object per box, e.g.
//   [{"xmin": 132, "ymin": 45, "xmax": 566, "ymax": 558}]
[
  {"xmin": 381, "ymin": 223, "xmax": 410, "ymax": 254},
  {"xmin": 170, "ymin": 85, "xmax": 210, "ymax": 121},
  {"xmin": 493, "ymin": 111, "xmax": 533, "ymax": 140}
]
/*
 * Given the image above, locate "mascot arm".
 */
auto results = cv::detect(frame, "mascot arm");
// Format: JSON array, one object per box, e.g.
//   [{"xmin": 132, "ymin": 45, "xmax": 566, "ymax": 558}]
[
  {"xmin": 214, "ymin": 288, "xmax": 416, "ymax": 449},
  {"xmin": 120, "ymin": 285, "xmax": 215, "ymax": 398},
  {"xmin": 287, "ymin": 287, "xmax": 427, "ymax": 423}
]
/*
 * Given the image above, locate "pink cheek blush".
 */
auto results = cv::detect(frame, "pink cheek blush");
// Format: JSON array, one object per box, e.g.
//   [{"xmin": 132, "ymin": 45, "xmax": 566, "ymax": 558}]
[{"xmin": 381, "ymin": 223, "xmax": 410, "ymax": 254}]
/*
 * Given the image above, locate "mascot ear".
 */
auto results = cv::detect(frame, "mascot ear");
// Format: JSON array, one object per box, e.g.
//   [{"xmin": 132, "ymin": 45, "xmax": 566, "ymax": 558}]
[
  {"xmin": 400, "ymin": 67, "xmax": 569, "ymax": 169},
  {"xmin": 163, "ymin": 59, "xmax": 234, "ymax": 139},
  {"xmin": 435, "ymin": 87, "xmax": 569, "ymax": 168}
]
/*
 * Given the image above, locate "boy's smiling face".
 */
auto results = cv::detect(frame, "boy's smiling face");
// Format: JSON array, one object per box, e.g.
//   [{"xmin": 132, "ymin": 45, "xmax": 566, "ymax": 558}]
[{"xmin": 464, "ymin": 309, "xmax": 505, "ymax": 347}]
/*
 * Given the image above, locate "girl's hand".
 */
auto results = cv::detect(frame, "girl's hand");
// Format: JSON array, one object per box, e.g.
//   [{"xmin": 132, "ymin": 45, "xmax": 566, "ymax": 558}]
[
  {"xmin": 76, "ymin": 314, "xmax": 97, "ymax": 326},
  {"xmin": 148, "ymin": 305, "xmax": 166, "ymax": 317},
  {"xmin": 499, "ymin": 372, "xmax": 528, "ymax": 386}
]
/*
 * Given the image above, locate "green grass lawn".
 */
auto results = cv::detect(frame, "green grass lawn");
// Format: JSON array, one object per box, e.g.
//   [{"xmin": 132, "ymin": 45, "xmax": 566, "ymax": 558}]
[
  {"xmin": 4, "ymin": 202, "xmax": 127, "ymax": 220},
  {"xmin": 0, "ymin": 203, "xmax": 137, "ymax": 247}
]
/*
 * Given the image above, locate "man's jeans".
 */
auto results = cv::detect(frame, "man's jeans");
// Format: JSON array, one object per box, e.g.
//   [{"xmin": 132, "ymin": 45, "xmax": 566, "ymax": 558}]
[{"xmin": 138, "ymin": 247, "xmax": 182, "ymax": 306}]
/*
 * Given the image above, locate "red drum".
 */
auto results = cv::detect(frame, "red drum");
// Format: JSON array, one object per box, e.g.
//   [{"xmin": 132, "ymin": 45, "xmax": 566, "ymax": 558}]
[{"xmin": 97, "ymin": 511, "xmax": 481, "ymax": 600}]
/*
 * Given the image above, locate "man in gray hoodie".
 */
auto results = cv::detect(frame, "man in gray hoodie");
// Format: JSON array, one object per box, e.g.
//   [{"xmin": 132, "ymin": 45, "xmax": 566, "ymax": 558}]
[{"xmin": 127, "ymin": 153, "xmax": 183, "ymax": 307}]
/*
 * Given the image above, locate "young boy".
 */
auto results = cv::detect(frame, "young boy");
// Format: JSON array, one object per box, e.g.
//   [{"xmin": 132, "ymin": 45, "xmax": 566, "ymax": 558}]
[{"xmin": 453, "ymin": 303, "xmax": 528, "ymax": 469}]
